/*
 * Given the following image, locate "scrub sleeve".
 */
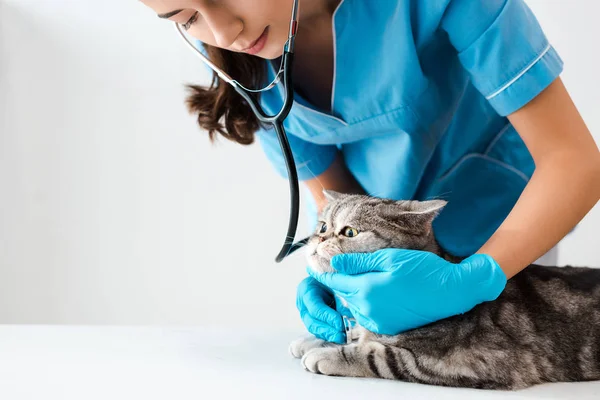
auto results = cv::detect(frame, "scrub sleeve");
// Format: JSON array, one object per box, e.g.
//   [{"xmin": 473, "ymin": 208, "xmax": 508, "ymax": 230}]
[{"xmin": 441, "ymin": 0, "xmax": 563, "ymax": 116}]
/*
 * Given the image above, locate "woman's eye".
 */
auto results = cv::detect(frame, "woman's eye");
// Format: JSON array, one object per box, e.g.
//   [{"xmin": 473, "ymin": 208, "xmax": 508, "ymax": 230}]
[
  {"xmin": 319, "ymin": 222, "xmax": 327, "ymax": 234},
  {"xmin": 342, "ymin": 227, "xmax": 359, "ymax": 238},
  {"xmin": 182, "ymin": 12, "xmax": 199, "ymax": 30}
]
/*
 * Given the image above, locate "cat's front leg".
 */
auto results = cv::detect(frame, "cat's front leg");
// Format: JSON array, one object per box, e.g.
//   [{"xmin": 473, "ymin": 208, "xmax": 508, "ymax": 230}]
[
  {"xmin": 301, "ymin": 342, "xmax": 517, "ymax": 389},
  {"xmin": 289, "ymin": 335, "xmax": 335, "ymax": 359},
  {"xmin": 301, "ymin": 342, "xmax": 397, "ymax": 379}
]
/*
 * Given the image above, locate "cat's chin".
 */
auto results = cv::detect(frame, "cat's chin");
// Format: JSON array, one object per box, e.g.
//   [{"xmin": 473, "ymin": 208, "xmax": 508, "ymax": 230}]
[{"xmin": 306, "ymin": 252, "xmax": 335, "ymax": 274}]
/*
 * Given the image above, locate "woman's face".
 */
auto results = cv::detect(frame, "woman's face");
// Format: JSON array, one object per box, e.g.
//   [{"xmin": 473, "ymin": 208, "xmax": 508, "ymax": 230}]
[{"xmin": 140, "ymin": 0, "xmax": 295, "ymax": 60}]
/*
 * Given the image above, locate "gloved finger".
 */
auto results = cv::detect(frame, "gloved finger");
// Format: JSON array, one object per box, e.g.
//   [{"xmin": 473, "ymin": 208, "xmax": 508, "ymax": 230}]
[
  {"xmin": 345, "ymin": 303, "xmax": 378, "ymax": 333},
  {"xmin": 330, "ymin": 252, "xmax": 393, "ymax": 274},
  {"xmin": 296, "ymin": 277, "xmax": 333, "ymax": 310},
  {"xmin": 303, "ymin": 292, "xmax": 344, "ymax": 331},
  {"xmin": 307, "ymin": 267, "xmax": 360, "ymax": 295},
  {"xmin": 296, "ymin": 294, "xmax": 308, "ymax": 317},
  {"xmin": 335, "ymin": 297, "xmax": 353, "ymax": 318},
  {"xmin": 301, "ymin": 311, "xmax": 346, "ymax": 344}
]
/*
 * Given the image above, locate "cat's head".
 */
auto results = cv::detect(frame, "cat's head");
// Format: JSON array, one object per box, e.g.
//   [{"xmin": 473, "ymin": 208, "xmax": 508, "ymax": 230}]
[{"xmin": 306, "ymin": 190, "xmax": 446, "ymax": 273}]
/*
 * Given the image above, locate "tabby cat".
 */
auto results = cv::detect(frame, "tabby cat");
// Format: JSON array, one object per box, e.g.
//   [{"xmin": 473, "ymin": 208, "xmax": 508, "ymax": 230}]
[{"xmin": 290, "ymin": 191, "xmax": 600, "ymax": 390}]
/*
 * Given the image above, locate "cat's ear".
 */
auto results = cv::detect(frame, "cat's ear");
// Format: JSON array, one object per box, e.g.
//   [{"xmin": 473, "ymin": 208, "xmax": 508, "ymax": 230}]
[
  {"xmin": 323, "ymin": 190, "xmax": 345, "ymax": 202},
  {"xmin": 401, "ymin": 200, "xmax": 447, "ymax": 228},
  {"xmin": 379, "ymin": 199, "xmax": 447, "ymax": 231},
  {"xmin": 407, "ymin": 200, "xmax": 447, "ymax": 216}
]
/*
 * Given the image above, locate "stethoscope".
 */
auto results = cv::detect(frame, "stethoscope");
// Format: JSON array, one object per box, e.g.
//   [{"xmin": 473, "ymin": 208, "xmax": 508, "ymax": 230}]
[{"xmin": 174, "ymin": 0, "xmax": 308, "ymax": 263}]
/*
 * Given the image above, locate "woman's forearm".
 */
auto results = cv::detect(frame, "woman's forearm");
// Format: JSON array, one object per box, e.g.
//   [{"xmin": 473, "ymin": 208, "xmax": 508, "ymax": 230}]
[
  {"xmin": 477, "ymin": 154, "xmax": 600, "ymax": 278},
  {"xmin": 305, "ymin": 151, "xmax": 365, "ymax": 212},
  {"xmin": 478, "ymin": 78, "xmax": 600, "ymax": 278}
]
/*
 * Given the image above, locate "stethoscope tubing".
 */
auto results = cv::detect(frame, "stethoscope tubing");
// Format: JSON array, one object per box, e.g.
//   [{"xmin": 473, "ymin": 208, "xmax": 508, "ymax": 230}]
[{"xmin": 173, "ymin": 0, "xmax": 309, "ymax": 262}]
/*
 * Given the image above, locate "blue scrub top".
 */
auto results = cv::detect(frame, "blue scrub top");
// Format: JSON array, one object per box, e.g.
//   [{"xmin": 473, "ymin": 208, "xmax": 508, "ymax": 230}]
[{"xmin": 248, "ymin": 0, "xmax": 562, "ymax": 256}]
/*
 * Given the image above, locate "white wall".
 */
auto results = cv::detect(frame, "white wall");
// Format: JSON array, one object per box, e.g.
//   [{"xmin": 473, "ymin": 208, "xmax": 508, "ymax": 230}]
[{"xmin": 0, "ymin": 0, "xmax": 598, "ymax": 326}]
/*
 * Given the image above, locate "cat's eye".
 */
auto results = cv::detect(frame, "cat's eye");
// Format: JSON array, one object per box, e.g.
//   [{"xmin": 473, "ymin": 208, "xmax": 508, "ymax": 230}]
[
  {"xmin": 341, "ymin": 227, "xmax": 359, "ymax": 238},
  {"xmin": 318, "ymin": 222, "xmax": 327, "ymax": 234}
]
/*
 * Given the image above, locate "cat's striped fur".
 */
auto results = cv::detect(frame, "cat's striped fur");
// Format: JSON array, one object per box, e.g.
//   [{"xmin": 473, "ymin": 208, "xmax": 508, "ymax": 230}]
[{"xmin": 291, "ymin": 191, "xmax": 600, "ymax": 390}]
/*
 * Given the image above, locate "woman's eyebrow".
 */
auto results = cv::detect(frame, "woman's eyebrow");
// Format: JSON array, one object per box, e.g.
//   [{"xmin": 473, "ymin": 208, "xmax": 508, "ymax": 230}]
[{"xmin": 157, "ymin": 10, "xmax": 184, "ymax": 19}]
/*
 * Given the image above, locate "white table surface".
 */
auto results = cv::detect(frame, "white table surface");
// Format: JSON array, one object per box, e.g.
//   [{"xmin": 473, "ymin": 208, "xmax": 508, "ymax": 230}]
[{"xmin": 0, "ymin": 326, "xmax": 598, "ymax": 400}]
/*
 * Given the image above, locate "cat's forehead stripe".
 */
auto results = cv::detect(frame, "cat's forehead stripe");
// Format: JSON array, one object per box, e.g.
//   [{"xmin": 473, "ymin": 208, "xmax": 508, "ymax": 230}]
[
  {"xmin": 329, "ymin": 198, "xmax": 346, "ymax": 225},
  {"xmin": 334, "ymin": 206, "xmax": 352, "ymax": 229},
  {"xmin": 325, "ymin": 195, "xmax": 393, "ymax": 227},
  {"xmin": 332, "ymin": 198, "xmax": 363, "ymax": 229}
]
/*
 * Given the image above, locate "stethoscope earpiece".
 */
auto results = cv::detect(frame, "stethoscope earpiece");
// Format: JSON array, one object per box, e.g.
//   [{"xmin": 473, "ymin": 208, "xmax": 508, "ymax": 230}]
[{"xmin": 174, "ymin": 0, "xmax": 307, "ymax": 263}]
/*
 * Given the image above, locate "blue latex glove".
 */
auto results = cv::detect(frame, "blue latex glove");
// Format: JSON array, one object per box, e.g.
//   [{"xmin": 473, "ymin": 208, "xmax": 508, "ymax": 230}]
[
  {"xmin": 296, "ymin": 276, "xmax": 351, "ymax": 344},
  {"xmin": 308, "ymin": 249, "xmax": 507, "ymax": 335}
]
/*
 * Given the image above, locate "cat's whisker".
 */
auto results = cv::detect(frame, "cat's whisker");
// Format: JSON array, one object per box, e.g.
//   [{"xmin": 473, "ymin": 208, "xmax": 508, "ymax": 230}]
[
  {"xmin": 425, "ymin": 192, "xmax": 452, "ymax": 200},
  {"xmin": 368, "ymin": 190, "xmax": 387, "ymax": 198},
  {"xmin": 302, "ymin": 162, "xmax": 325, "ymax": 191}
]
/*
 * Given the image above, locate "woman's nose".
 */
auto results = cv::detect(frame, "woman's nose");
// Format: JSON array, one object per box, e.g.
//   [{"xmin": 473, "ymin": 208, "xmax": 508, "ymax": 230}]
[{"xmin": 203, "ymin": 5, "xmax": 243, "ymax": 49}]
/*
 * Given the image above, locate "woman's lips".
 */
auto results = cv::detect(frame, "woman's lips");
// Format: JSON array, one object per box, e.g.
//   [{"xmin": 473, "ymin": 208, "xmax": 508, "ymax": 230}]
[{"xmin": 243, "ymin": 27, "xmax": 269, "ymax": 55}]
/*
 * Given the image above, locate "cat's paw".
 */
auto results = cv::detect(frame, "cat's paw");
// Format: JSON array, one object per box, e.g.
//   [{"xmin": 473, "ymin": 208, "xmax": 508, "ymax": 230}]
[
  {"xmin": 289, "ymin": 335, "xmax": 327, "ymax": 359},
  {"xmin": 301, "ymin": 347, "xmax": 346, "ymax": 376}
]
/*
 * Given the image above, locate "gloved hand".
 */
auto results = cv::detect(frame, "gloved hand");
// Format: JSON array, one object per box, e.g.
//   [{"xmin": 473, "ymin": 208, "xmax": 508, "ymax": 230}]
[
  {"xmin": 308, "ymin": 249, "xmax": 507, "ymax": 335},
  {"xmin": 296, "ymin": 276, "xmax": 351, "ymax": 344}
]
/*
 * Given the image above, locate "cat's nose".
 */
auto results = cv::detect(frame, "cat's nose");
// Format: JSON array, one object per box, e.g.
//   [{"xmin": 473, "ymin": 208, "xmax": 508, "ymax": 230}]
[{"xmin": 319, "ymin": 236, "xmax": 326, "ymax": 243}]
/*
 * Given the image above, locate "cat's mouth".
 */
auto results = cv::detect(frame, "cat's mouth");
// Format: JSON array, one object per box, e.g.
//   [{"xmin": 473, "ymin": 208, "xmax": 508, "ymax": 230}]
[{"xmin": 307, "ymin": 247, "xmax": 335, "ymax": 273}]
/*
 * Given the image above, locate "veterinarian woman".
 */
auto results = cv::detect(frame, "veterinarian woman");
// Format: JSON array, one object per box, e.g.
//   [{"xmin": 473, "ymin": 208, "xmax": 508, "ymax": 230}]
[{"xmin": 141, "ymin": 0, "xmax": 600, "ymax": 343}]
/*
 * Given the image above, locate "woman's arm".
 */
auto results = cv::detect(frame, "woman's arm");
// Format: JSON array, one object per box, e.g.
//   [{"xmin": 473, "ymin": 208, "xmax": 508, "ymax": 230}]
[
  {"xmin": 304, "ymin": 151, "xmax": 365, "ymax": 212},
  {"xmin": 304, "ymin": 78, "xmax": 600, "ymax": 279},
  {"xmin": 478, "ymin": 77, "xmax": 600, "ymax": 278}
]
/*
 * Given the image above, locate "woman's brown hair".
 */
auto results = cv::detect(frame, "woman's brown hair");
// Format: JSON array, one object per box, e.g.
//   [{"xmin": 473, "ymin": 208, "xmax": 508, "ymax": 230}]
[{"xmin": 185, "ymin": 44, "xmax": 266, "ymax": 145}]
